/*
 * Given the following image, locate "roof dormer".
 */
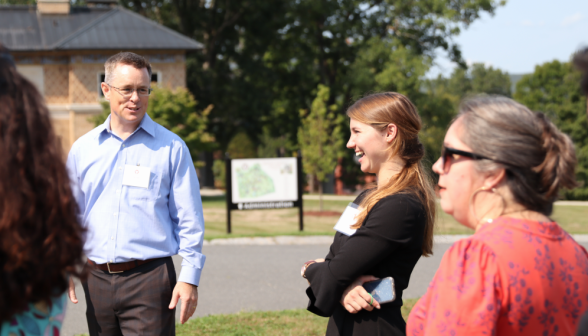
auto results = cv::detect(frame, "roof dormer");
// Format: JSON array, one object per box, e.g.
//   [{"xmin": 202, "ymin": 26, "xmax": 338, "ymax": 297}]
[{"xmin": 37, "ymin": 0, "xmax": 70, "ymax": 15}]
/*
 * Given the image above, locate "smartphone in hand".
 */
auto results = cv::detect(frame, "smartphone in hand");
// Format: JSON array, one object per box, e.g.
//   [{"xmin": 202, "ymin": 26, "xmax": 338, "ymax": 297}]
[{"xmin": 362, "ymin": 277, "xmax": 395, "ymax": 304}]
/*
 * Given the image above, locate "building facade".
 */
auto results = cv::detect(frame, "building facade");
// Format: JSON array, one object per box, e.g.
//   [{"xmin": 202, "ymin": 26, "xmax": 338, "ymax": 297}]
[{"xmin": 0, "ymin": 0, "xmax": 202, "ymax": 153}]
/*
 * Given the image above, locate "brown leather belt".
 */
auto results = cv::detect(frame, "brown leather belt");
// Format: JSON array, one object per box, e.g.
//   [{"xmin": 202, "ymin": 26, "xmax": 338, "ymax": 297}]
[{"xmin": 87, "ymin": 258, "xmax": 161, "ymax": 274}]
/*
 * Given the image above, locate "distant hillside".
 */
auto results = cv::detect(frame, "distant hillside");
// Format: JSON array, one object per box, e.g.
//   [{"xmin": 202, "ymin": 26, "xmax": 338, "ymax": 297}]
[{"xmin": 509, "ymin": 74, "xmax": 527, "ymax": 94}]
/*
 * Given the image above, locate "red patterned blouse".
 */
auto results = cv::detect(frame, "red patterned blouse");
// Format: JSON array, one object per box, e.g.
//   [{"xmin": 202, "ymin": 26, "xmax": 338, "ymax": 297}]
[{"xmin": 407, "ymin": 217, "xmax": 588, "ymax": 336}]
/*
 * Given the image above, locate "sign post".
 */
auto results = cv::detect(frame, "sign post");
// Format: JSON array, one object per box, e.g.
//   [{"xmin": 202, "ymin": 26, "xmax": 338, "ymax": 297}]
[
  {"xmin": 225, "ymin": 153, "xmax": 232, "ymax": 234},
  {"xmin": 297, "ymin": 154, "xmax": 304, "ymax": 231},
  {"xmin": 225, "ymin": 155, "xmax": 304, "ymax": 234}
]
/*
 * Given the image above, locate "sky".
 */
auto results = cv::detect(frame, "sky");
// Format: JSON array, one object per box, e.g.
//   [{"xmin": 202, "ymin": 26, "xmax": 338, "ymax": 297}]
[{"xmin": 427, "ymin": 0, "xmax": 588, "ymax": 77}]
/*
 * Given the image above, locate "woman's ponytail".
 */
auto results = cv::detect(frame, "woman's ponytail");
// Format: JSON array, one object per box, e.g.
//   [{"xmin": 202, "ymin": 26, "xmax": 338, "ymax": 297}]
[{"xmin": 533, "ymin": 112, "xmax": 578, "ymax": 200}]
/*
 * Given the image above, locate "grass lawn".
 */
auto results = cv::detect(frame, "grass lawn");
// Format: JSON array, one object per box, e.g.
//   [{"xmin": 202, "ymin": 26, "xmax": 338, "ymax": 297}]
[
  {"xmin": 202, "ymin": 196, "xmax": 588, "ymax": 239},
  {"xmin": 176, "ymin": 298, "xmax": 420, "ymax": 336},
  {"xmin": 74, "ymin": 298, "xmax": 419, "ymax": 336}
]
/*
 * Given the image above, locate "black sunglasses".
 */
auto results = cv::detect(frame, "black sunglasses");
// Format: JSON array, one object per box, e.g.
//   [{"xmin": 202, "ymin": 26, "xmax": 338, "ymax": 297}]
[{"xmin": 440, "ymin": 146, "xmax": 497, "ymax": 173}]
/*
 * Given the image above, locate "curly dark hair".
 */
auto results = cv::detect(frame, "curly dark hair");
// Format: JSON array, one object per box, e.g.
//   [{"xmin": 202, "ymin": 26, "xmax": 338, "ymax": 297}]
[{"xmin": 0, "ymin": 46, "xmax": 85, "ymax": 322}]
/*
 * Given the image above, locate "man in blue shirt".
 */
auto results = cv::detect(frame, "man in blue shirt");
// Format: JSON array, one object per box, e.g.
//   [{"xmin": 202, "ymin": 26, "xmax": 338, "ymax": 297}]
[{"xmin": 66, "ymin": 52, "xmax": 205, "ymax": 335}]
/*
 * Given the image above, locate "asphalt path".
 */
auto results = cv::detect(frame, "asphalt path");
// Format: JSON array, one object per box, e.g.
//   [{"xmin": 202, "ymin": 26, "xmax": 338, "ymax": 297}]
[
  {"xmin": 60, "ymin": 241, "xmax": 588, "ymax": 335},
  {"xmin": 60, "ymin": 242, "xmax": 449, "ymax": 335}
]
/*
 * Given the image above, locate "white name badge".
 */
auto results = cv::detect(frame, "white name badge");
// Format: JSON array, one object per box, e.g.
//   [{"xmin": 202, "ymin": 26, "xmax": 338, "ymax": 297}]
[
  {"xmin": 122, "ymin": 165, "xmax": 151, "ymax": 189},
  {"xmin": 333, "ymin": 203, "xmax": 361, "ymax": 236}
]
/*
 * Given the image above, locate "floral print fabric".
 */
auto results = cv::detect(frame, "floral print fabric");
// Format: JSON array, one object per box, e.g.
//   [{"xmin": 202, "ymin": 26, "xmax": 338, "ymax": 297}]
[
  {"xmin": 407, "ymin": 217, "xmax": 588, "ymax": 336},
  {"xmin": 0, "ymin": 293, "xmax": 67, "ymax": 336}
]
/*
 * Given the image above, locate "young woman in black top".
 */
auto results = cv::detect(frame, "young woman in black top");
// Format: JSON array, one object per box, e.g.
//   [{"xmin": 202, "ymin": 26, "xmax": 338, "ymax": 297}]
[{"xmin": 301, "ymin": 92, "xmax": 436, "ymax": 336}]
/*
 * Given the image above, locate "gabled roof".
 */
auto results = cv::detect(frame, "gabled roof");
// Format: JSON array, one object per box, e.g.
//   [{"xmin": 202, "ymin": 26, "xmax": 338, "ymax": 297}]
[{"xmin": 0, "ymin": 5, "xmax": 203, "ymax": 51}]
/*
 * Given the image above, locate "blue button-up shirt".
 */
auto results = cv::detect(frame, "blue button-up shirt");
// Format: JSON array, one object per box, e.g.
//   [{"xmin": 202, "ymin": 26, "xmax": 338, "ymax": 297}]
[{"xmin": 66, "ymin": 114, "xmax": 206, "ymax": 285}]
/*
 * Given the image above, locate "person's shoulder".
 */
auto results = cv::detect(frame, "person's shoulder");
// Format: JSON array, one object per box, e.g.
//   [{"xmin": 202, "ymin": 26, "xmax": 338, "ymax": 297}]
[
  {"xmin": 444, "ymin": 236, "xmax": 497, "ymax": 266},
  {"xmin": 376, "ymin": 191, "xmax": 424, "ymax": 213},
  {"xmin": 361, "ymin": 192, "xmax": 426, "ymax": 234},
  {"xmin": 352, "ymin": 189, "xmax": 371, "ymax": 204},
  {"xmin": 151, "ymin": 120, "xmax": 185, "ymax": 147},
  {"xmin": 70, "ymin": 123, "xmax": 107, "ymax": 153}
]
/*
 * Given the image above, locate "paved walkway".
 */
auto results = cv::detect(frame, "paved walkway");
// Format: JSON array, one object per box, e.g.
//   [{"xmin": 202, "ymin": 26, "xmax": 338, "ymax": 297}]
[{"xmin": 61, "ymin": 236, "xmax": 588, "ymax": 335}]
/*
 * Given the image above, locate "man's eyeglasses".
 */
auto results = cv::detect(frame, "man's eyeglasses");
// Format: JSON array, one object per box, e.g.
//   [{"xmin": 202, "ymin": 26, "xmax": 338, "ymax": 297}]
[
  {"xmin": 107, "ymin": 83, "xmax": 152, "ymax": 98},
  {"xmin": 440, "ymin": 146, "xmax": 495, "ymax": 173}
]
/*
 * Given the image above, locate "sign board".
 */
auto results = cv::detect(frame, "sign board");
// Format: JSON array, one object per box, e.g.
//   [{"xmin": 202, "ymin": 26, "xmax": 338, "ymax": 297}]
[
  {"xmin": 231, "ymin": 158, "xmax": 298, "ymax": 204},
  {"xmin": 225, "ymin": 156, "xmax": 303, "ymax": 233}
]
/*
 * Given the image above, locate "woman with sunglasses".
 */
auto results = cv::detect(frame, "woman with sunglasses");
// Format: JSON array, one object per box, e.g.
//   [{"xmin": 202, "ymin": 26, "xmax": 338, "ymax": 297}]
[
  {"xmin": 407, "ymin": 96, "xmax": 588, "ymax": 336},
  {"xmin": 302, "ymin": 92, "xmax": 436, "ymax": 335}
]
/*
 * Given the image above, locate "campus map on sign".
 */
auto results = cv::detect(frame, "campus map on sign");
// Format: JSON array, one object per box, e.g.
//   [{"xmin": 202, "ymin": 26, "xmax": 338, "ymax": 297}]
[{"xmin": 231, "ymin": 158, "xmax": 298, "ymax": 204}]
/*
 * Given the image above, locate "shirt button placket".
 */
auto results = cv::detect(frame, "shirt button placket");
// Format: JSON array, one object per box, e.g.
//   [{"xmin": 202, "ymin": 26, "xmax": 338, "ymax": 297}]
[{"xmin": 111, "ymin": 144, "xmax": 125, "ymax": 263}]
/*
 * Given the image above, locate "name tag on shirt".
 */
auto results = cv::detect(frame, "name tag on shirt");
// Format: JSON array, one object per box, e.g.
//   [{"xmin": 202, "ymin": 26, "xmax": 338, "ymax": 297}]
[
  {"xmin": 333, "ymin": 203, "xmax": 361, "ymax": 236},
  {"xmin": 122, "ymin": 165, "xmax": 151, "ymax": 189}
]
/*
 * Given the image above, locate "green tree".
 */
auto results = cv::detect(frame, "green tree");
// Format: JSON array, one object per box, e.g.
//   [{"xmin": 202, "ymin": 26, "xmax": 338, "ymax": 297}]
[
  {"xmin": 5, "ymin": 0, "xmax": 505, "ymax": 189},
  {"xmin": 212, "ymin": 159, "xmax": 226, "ymax": 189},
  {"xmin": 226, "ymin": 132, "xmax": 257, "ymax": 159},
  {"xmin": 514, "ymin": 60, "xmax": 588, "ymax": 199},
  {"xmin": 470, "ymin": 63, "xmax": 512, "ymax": 97},
  {"xmin": 257, "ymin": 127, "xmax": 293, "ymax": 158},
  {"xmin": 213, "ymin": 132, "xmax": 258, "ymax": 189},
  {"xmin": 418, "ymin": 62, "xmax": 512, "ymax": 163},
  {"xmin": 415, "ymin": 82, "xmax": 457, "ymax": 164},
  {"xmin": 121, "ymin": 0, "xmax": 290, "ymax": 148},
  {"xmin": 122, "ymin": 0, "xmax": 504, "ymax": 150},
  {"xmin": 92, "ymin": 86, "xmax": 215, "ymax": 167},
  {"xmin": 298, "ymin": 84, "xmax": 345, "ymax": 211},
  {"xmin": 346, "ymin": 38, "xmax": 431, "ymax": 99},
  {"xmin": 436, "ymin": 62, "xmax": 512, "ymax": 100}
]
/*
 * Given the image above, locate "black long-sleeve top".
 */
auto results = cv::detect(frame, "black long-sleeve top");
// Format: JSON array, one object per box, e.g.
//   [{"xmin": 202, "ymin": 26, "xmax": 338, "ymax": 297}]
[{"xmin": 305, "ymin": 191, "xmax": 427, "ymax": 336}]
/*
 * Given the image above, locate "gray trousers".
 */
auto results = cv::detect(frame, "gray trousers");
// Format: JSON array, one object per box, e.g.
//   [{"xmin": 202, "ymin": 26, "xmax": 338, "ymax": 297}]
[{"xmin": 82, "ymin": 257, "xmax": 176, "ymax": 336}]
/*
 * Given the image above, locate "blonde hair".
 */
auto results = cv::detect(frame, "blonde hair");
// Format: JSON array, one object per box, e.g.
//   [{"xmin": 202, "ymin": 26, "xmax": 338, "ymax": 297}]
[{"xmin": 347, "ymin": 92, "xmax": 436, "ymax": 256}]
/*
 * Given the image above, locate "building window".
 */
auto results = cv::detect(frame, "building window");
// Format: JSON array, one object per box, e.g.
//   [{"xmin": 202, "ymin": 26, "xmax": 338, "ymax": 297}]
[{"xmin": 98, "ymin": 73, "xmax": 106, "ymax": 98}]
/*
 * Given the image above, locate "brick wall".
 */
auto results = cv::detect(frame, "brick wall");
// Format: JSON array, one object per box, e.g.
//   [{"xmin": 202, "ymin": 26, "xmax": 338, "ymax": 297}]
[
  {"xmin": 152, "ymin": 63, "xmax": 186, "ymax": 89},
  {"xmin": 50, "ymin": 118, "xmax": 70, "ymax": 154},
  {"xmin": 44, "ymin": 64, "xmax": 69, "ymax": 104},
  {"xmin": 70, "ymin": 64, "xmax": 104, "ymax": 104}
]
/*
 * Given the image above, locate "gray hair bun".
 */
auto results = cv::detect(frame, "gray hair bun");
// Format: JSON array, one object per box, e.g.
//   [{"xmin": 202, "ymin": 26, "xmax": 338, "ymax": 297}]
[{"xmin": 457, "ymin": 95, "xmax": 577, "ymax": 215}]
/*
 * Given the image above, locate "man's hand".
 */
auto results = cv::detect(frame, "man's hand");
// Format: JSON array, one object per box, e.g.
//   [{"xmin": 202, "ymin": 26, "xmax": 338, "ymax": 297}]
[
  {"xmin": 68, "ymin": 277, "xmax": 78, "ymax": 304},
  {"xmin": 340, "ymin": 275, "xmax": 380, "ymax": 314},
  {"xmin": 169, "ymin": 281, "xmax": 198, "ymax": 324}
]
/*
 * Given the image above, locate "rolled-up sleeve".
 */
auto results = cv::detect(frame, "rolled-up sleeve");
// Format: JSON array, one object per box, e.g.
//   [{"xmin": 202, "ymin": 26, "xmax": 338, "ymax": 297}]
[{"xmin": 168, "ymin": 141, "xmax": 206, "ymax": 286}]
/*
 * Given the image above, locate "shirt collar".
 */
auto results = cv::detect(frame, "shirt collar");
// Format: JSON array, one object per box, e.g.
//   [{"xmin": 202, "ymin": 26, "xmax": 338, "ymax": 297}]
[
  {"xmin": 137, "ymin": 113, "xmax": 156, "ymax": 137},
  {"xmin": 100, "ymin": 113, "xmax": 156, "ymax": 138},
  {"xmin": 102, "ymin": 115, "xmax": 112, "ymax": 134}
]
